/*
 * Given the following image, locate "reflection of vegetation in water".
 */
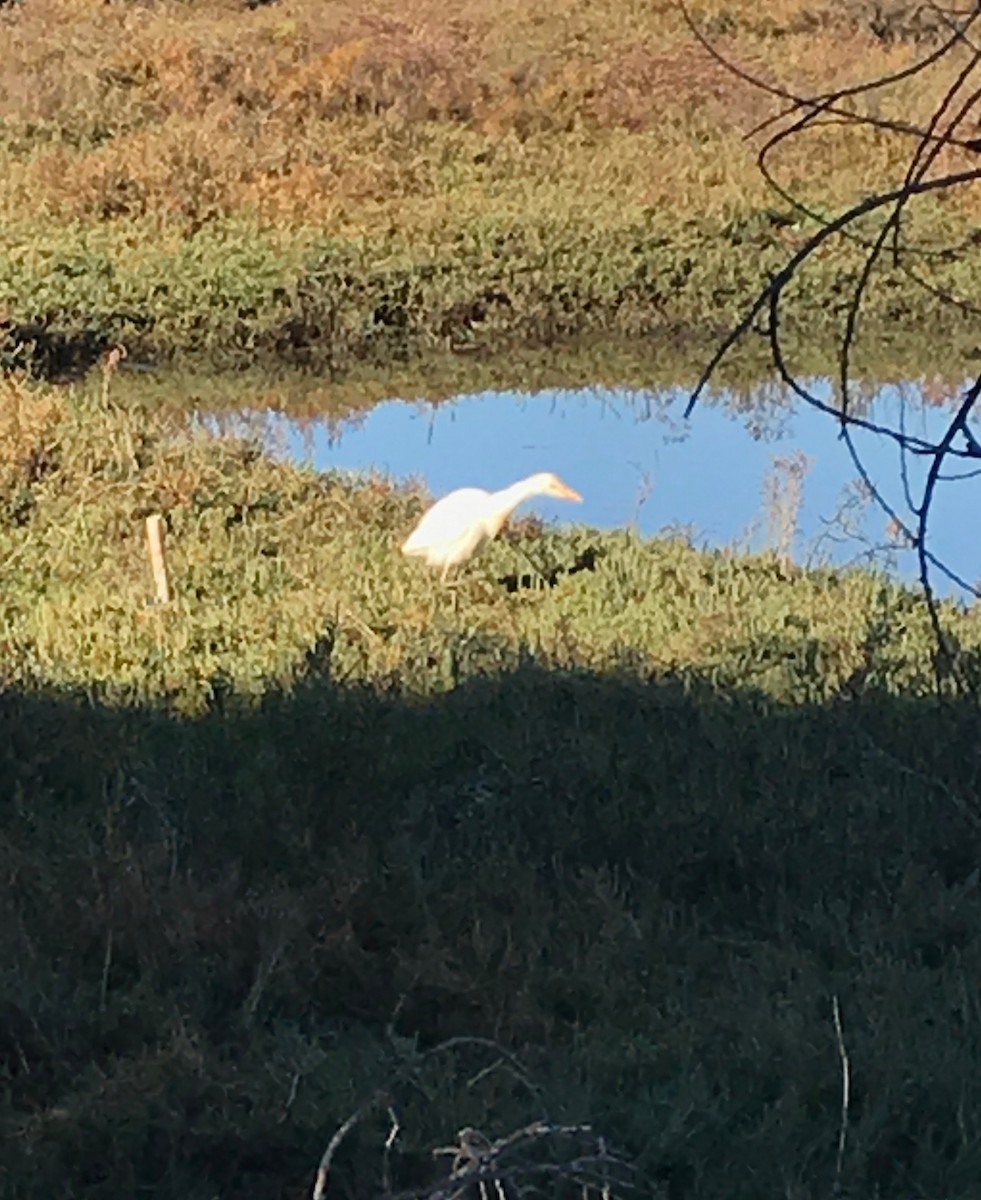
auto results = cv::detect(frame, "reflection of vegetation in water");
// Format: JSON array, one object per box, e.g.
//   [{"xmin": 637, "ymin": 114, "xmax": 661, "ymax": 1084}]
[
  {"xmin": 4, "ymin": 375, "xmax": 981, "ymax": 1197},
  {"xmin": 679, "ymin": 0, "xmax": 981, "ymax": 616},
  {"xmin": 761, "ymin": 449, "xmax": 812, "ymax": 565},
  {"xmin": 99, "ymin": 332, "xmax": 978, "ymax": 432},
  {"xmin": 2, "ymin": 0, "xmax": 980, "ymax": 363}
]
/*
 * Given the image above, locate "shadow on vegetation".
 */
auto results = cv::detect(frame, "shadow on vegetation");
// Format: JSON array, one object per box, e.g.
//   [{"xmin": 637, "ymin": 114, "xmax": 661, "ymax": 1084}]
[
  {"xmin": 4, "ymin": 656, "xmax": 981, "ymax": 1200},
  {"xmin": 0, "ymin": 322, "xmax": 113, "ymax": 382}
]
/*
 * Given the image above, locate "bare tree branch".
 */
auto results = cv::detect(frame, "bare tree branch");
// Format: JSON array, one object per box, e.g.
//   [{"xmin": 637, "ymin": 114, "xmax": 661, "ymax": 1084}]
[{"xmin": 681, "ymin": 0, "xmax": 981, "ymax": 633}]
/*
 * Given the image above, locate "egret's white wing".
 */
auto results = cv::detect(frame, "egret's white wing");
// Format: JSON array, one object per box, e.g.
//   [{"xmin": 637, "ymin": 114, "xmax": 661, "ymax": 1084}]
[{"xmin": 401, "ymin": 487, "xmax": 493, "ymax": 555}]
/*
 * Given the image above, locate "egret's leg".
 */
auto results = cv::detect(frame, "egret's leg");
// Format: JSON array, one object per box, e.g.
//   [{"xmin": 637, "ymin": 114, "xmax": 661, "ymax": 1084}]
[{"xmin": 439, "ymin": 562, "xmax": 463, "ymax": 615}]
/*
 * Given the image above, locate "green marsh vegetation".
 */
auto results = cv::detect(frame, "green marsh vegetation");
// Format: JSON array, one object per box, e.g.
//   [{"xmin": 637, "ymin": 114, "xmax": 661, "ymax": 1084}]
[
  {"xmin": 2, "ymin": 0, "xmax": 981, "ymax": 369},
  {"xmin": 4, "ymin": 0, "xmax": 981, "ymax": 1197},
  {"xmin": 3, "ymin": 371, "xmax": 981, "ymax": 1198}
]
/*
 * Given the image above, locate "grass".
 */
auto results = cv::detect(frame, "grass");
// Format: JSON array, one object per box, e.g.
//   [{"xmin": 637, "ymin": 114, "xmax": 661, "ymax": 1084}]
[
  {"xmin": 2, "ymin": 0, "xmax": 981, "ymax": 368},
  {"xmin": 3, "ymin": 374, "xmax": 981, "ymax": 1198},
  {"xmin": 3, "ymin": 3, "xmax": 981, "ymax": 1191}
]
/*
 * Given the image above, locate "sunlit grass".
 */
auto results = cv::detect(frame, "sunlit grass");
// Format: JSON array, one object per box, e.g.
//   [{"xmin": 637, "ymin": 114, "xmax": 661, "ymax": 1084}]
[
  {"xmin": 4, "ymin": 1, "xmax": 981, "ymax": 1185},
  {"xmin": 1, "ymin": 0, "xmax": 978, "ymax": 363},
  {"xmin": 2, "ymin": 374, "xmax": 976, "ymax": 712},
  {"xmin": 4, "ymin": 373, "xmax": 981, "ymax": 1198}
]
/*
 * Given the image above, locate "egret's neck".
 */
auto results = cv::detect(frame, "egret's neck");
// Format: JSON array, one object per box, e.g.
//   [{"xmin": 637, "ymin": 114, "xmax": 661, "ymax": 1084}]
[{"xmin": 492, "ymin": 475, "xmax": 549, "ymax": 517}]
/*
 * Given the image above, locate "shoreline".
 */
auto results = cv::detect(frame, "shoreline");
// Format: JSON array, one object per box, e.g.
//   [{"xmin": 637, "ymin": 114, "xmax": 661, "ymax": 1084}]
[{"xmin": 3, "ymin": 209, "xmax": 978, "ymax": 378}]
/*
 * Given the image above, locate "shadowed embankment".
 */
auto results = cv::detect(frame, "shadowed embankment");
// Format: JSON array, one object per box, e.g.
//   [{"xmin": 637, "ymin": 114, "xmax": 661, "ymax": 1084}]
[{"xmin": 3, "ymin": 656, "xmax": 981, "ymax": 1200}]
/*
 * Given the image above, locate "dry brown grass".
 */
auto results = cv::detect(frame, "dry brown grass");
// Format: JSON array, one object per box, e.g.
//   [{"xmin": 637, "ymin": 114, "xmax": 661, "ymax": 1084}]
[
  {"xmin": 1, "ymin": 0, "xmax": 970, "ymax": 230},
  {"xmin": 1, "ymin": 0, "xmax": 978, "ymax": 364},
  {"xmin": 0, "ymin": 376, "xmax": 66, "ymax": 511}
]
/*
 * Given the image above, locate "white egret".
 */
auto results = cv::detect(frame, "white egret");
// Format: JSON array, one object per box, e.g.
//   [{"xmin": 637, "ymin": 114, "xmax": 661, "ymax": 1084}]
[{"xmin": 401, "ymin": 471, "xmax": 583, "ymax": 581}]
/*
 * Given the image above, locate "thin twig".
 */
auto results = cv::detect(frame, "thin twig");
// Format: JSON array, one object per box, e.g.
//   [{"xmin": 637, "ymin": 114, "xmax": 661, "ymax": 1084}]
[
  {"xmin": 279, "ymin": 1070, "xmax": 302, "ymax": 1126},
  {"xmin": 312, "ymin": 1092, "xmax": 389, "ymax": 1200},
  {"xmin": 684, "ymin": 165, "xmax": 981, "ymax": 423},
  {"xmin": 382, "ymin": 1106, "xmax": 401, "ymax": 1195},
  {"xmin": 831, "ymin": 995, "xmax": 850, "ymax": 1195},
  {"xmin": 99, "ymin": 926, "xmax": 113, "ymax": 1013},
  {"xmin": 914, "ymin": 376, "xmax": 981, "ymax": 663}
]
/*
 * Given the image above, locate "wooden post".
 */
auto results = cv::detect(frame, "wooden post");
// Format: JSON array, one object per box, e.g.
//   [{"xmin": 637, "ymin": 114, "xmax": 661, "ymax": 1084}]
[{"xmin": 145, "ymin": 514, "xmax": 171, "ymax": 605}]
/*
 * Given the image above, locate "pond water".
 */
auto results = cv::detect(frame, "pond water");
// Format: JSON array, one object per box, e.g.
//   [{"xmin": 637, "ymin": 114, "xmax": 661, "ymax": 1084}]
[{"xmin": 216, "ymin": 375, "xmax": 980, "ymax": 599}]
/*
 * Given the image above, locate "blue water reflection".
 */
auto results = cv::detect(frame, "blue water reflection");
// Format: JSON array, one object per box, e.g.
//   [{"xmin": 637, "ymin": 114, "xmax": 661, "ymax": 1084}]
[{"xmin": 252, "ymin": 377, "xmax": 980, "ymax": 598}]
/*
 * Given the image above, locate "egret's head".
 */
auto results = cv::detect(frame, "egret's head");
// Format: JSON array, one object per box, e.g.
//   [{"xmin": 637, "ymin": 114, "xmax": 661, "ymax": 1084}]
[{"xmin": 538, "ymin": 472, "xmax": 583, "ymax": 502}]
